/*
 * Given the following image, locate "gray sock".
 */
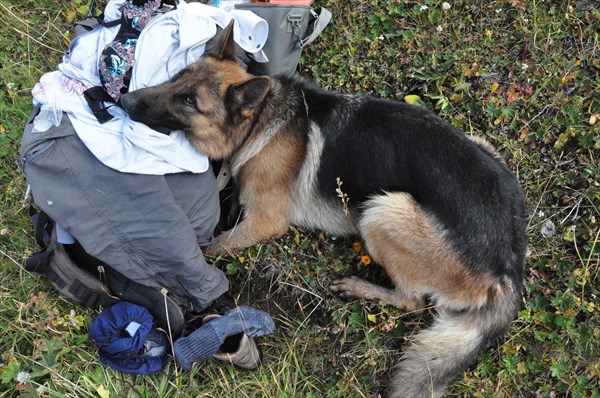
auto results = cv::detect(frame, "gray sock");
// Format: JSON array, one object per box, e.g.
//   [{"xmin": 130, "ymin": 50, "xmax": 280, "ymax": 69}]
[{"xmin": 174, "ymin": 306, "xmax": 275, "ymax": 370}]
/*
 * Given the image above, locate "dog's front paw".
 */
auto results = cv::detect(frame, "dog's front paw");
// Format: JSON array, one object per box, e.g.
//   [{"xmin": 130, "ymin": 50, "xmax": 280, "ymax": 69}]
[
  {"xmin": 203, "ymin": 241, "xmax": 228, "ymax": 257},
  {"xmin": 203, "ymin": 231, "xmax": 235, "ymax": 257}
]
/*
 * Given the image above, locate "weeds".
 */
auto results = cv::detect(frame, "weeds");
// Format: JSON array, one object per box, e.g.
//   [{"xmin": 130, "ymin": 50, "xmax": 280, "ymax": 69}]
[{"xmin": 1, "ymin": 0, "xmax": 599, "ymax": 397}]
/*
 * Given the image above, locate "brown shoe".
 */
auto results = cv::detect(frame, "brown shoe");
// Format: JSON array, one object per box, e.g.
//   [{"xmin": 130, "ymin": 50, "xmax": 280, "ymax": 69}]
[{"xmin": 203, "ymin": 314, "xmax": 261, "ymax": 370}]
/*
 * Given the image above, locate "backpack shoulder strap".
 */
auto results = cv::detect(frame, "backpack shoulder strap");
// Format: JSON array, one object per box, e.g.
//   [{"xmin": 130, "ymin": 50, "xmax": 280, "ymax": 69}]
[{"xmin": 28, "ymin": 205, "xmax": 52, "ymax": 249}]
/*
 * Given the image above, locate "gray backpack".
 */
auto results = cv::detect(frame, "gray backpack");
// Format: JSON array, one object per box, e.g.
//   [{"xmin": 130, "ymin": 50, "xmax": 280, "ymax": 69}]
[
  {"xmin": 25, "ymin": 207, "xmax": 188, "ymax": 336},
  {"xmin": 235, "ymin": 3, "xmax": 331, "ymax": 76}
]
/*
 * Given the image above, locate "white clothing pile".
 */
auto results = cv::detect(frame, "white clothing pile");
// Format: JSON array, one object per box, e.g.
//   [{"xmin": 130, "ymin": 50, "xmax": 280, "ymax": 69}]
[{"xmin": 31, "ymin": 0, "xmax": 268, "ymax": 174}]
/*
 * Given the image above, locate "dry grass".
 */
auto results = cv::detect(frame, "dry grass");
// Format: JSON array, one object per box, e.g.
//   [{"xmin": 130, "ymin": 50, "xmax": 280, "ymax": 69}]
[{"xmin": 1, "ymin": 0, "xmax": 599, "ymax": 397}]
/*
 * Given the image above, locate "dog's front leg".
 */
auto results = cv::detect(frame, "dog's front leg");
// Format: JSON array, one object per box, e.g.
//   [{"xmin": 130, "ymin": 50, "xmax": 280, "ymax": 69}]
[
  {"xmin": 204, "ymin": 186, "xmax": 292, "ymax": 256},
  {"xmin": 205, "ymin": 131, "xmax": 304, "ymax": 256},
  {"xmin": 205, "ymin": 215, "xmax": 288, "ymax": 256}
]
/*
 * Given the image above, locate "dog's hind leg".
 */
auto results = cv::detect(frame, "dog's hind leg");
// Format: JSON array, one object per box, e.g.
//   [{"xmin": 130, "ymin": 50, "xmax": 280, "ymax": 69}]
[
  {"xmin": 331, "ymin": 192, "xmax": 496, "ymax": 311},
  {"xmin": 330, "ymin": 276, "xmax": 426, "ymax": 311},
  {"xmin": 331, "ymin": 192, "xmax": 517, "ymax": 397},
  {"xmin": 330, "ymin": 191, "xmax": 439, "ymax": 311}
]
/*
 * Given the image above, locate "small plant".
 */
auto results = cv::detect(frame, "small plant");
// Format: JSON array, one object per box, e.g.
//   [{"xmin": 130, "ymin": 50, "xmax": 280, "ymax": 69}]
[{"xmin": 335, "ymin": 177, "xmax": 350, "ymax": 218}]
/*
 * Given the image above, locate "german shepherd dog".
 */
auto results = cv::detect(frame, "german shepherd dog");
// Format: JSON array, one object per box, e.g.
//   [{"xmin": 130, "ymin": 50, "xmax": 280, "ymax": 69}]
[{"xmin": 121, "ymin": 22, "xmax": 527, "ymax": 397}]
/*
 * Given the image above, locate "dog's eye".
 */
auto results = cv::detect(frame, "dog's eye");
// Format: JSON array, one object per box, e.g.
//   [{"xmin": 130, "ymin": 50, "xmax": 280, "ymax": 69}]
[
  {"xmin": 185, "ymin": 96, "xmax": 196, "ymax": 107},
  {"xmin": 181, "ymin": 94, "xmax": 203, "ymax": 114}
]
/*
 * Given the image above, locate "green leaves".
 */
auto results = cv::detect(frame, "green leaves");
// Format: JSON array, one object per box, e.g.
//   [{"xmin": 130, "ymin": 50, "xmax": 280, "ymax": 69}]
[
  {"xmin": 41, "ymin": 338, "xmax": 70, "ymax": 368},
  {"xmin": 0, "ymin": 360, "xmax": 20, "ymax": 385},
  {"xmin": 549, "ymin": 360, "xmax": 569, "ymax": 379},
  {"xmin": 403, "ymin": 94, "xmax": 422, "ymax": 105}
]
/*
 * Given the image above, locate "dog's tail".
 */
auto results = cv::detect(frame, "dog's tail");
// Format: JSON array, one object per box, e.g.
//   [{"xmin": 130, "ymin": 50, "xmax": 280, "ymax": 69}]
[{"xmin": 388, "ymin": 277, "xmax": 520, "ymax": 398}]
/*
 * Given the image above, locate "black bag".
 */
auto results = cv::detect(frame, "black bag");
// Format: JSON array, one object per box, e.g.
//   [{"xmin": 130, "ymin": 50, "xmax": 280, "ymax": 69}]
[{"xmin": 235, "ymin": 2, "xmax": 331, "ymax": 76}]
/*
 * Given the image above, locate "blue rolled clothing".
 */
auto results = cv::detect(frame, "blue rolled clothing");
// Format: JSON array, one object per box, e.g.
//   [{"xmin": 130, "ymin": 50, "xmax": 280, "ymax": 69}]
[{"xmin": 89, "ymin": 302, "xmax": 167, "ymax": 375}]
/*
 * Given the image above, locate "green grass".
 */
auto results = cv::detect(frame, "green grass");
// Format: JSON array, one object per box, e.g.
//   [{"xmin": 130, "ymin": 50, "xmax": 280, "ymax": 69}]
[{"xmin": 1, "ymin": 0, "xmax": 599, "ymax": 397}]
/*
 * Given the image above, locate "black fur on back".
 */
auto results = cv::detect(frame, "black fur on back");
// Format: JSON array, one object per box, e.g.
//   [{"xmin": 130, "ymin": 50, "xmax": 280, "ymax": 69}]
[{"xmin": 276, "ymin": 76, "xmax": 527, "ymax": 284}]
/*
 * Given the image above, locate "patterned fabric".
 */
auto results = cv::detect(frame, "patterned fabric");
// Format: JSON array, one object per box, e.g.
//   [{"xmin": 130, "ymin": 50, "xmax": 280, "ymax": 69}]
[{"xmin": 99, "ymin": 0, "xmax": 161, "ymax": 102}]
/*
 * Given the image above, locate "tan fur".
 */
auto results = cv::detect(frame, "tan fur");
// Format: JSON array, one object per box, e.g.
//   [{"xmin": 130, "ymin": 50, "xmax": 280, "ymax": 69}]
[
  {"xmin": 331, "ymin": 192, "xmax": 502, "ymax": 311},
  {"xmin": 184, "ymin": 58, "xmax": 271, "ymax": 159},
  {"xmin": 205, "ymin": 125, "xmax": 307, "ymax": 256},
  {"xmin": 467, "ymin": 135, "xmax": 507, "ymax": 165}
]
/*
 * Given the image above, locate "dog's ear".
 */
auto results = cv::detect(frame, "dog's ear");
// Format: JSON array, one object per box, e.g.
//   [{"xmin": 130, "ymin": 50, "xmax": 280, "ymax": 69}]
[
  {"xmin": 214, "ymin": 20, "xmax": 237, "ymax": 62},
  {"xmin": 228, "ymin": 76, "xmax": 272, "ymax": 117}
]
